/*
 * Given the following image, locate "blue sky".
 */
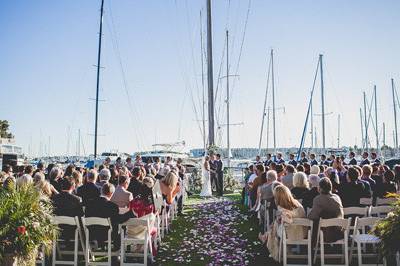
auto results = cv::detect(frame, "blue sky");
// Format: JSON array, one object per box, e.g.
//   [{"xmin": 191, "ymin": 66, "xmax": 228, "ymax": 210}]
[{"xmin": 1, "ymin": 0, "xmax": 400, "ymax": 156}]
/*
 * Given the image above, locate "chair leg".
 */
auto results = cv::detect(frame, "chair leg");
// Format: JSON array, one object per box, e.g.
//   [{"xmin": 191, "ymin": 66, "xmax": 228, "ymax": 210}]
[
  {"xmin": 344, "ymin": 232, "xmax": 349, "ymax": 266},
  {"xmin": 308, "ymin": 238, "xmax": 312, "ymax": 266},
  {"xmin": 143, "ymin": 239, "xmax": 148, "ymax": 266},
  {"xmin": 320, "ymin": 231, "xmax": 325, "ymax": 266},
  {"xmin": 74, "ymin": 230, "xmax": 79, "ymax": 266},
  {"xmin": 283, "ymin": 239, "xmax": 287, "ymax": 266},
  {"xmin": 357, "ymin": 242, "xmax": 362, "ymax": 266},
  {"xmin": 52, "ymin": 239, "xmax": 56, "ymax": 266}
]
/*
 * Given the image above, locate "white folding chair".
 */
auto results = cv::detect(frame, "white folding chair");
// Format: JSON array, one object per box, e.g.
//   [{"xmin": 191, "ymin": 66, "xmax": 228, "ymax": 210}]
[
  {"xmin": 313, "ymin": 217, "xmax": 351, "ymax": 266},
  {"xmin": 343, "ymin": 207, "xmax": 369, "ymax": 230},
  {"xmin": 350, "ymin": 217, "xmax": 383, "ymax": 266},
  {"xmin": 282, "ymin": 218, "xmax": 313, "ymax": 266},
  {"xmin": 260, "ymin": 200, "xmax": 273, "ymax": 233},
  {"xmin": 52, "ymin": 216, "xmax": 80, "ymax": 266},
  {"xmin": 81, "ymin": 217, "xmax": 112, "ymax": 266},
  {"xmin": 152, "ymin": 180, "xmax": 164, "ymax": 242},
  {"xmin": 360, "ymin": 197, "xmax": 373, "ymax": 206},
  {"xmin": 369, "ymin": 206, "xmax": 393, "ymax": 218},
  {"xmin": 376, "ymin": 197, "xmax": 396, "ymax": 206},
  {"xmin": 119, "ymin": 217, "xmax": 153, "ymax": 266}
]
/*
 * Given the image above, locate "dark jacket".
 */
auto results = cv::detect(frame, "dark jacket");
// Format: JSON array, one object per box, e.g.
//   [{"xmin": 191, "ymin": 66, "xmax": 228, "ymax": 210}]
[
  {"xmin": 291, "ymin": 187, "xmax": 309, "ymax": 201},
  {"xmin": 85, "ymin": 196, "xmax": 135, "ymax": 245},
  {"xmin": 76, "ymin": 182, "xmax": 100, "ymax": 206},
  {"xmin": 339, "ymin": 181, "xmax": 365, "ymax": 207},
  {"xmin": 302, "ymin": 187, "xmax": 319, "ymax": 209},
  {"xmin": 52, "ymin": 191, "xmax": 84, "ymax": 217}
]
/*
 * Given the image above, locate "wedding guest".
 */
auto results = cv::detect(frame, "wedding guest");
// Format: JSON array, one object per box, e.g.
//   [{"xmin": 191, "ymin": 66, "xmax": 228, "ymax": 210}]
[
  {"xmin": 339, "ymin": 167, "xmax": 366, "ymax": 207},
  {"xmin": 281, "ymin": 164, "xmax": 296, "ymax": 189},
  {"xmin": 303, "ymin": 174, "xmax": 320, "ymax": 209},
  {"xmin": 160, "ymin": 171, "xmax": 180, "ymax": 204},
  {"xmin": 250, "ymin": 164, "xmax": 266, "ymax": 204},
  {"xmin": 360, "ymin": 152, "xmax": 370, "ymax": 166},
  {"xmin": 374, "ymin": 170, "xmax": 397, "ymax": 198},
  {"xmin": 264, "ymin": 154, "xmax": 273, "ymax": 167},
  {"xmin": 16, "ymin": 174, "xmax": 33, "ymax": 187},
  {"xmin": 126, "ymin": 157, "xmax": 134, "ymax": 171},
  {"xmin": 261, "ymin": 185, "xmax": 306, "ymax": 261},
  {"xmin": 128, "ymin": 167, "xmax": 146, "ymax": 198},
  {"xmin": 299, "ymin": 152, "xmax": 308, "ymax": 164},
  {"xmin": 33, "ymin": 172, "xmax": 54, "ymax": 198},
  {"xmin": 291, "ymin": 172, "xmax": 309, "ymax": 201},
  {"xmin": 348, "ymin": 151, "xmax": 357, "ymax": 165},
  {"xmin": 361, "ymin": 165, "xmax": 376, "ymax": 193},
  {"xmin": 320, "ymin": 154, "xmax": 329, "ymax": 166},
  {"xmin": 52, "ymin": 178, "xmax": 83, "ymax": 217},
  {"xmin": 308, "ymin": 177, "xmax": 344, "ymax": 244},
  {"xmin": 309, "ymin": 153, "xmax": 318, "ymax": 166},
  {"xmin": 111, "ymin": 175, "xmax": 133, "ymax": 208},
  {"xmin": 85, "ymin": 183, "xmax": 135, "ymax": 247},
  {"xmin": 255, "ymin": 155, "xmax": 263, "ymax": 165},
  {"xmin": 76, "ymin": 169, "xmax": 100, "ymax": 206},
  {"xmin": 49, "ymin": 167, "xmax": 63, "ymax": 192},
  {"xmin": 97, "ymin": 168, "xmax": 111, "ymax": 189},
  {"xmin": 275, "ymin": 152, "xmax": 285, "ymax": 164},
  {"xmin": 371, "ymin": 152, "xmax": 380, "ymax": 165},
  {"xmin": 288, "ymin": 154, "xmax": 297, "ymax": 167},
  {"xmin": 64, "ymin": 164, "xmax": 75, "ymax": 178}
]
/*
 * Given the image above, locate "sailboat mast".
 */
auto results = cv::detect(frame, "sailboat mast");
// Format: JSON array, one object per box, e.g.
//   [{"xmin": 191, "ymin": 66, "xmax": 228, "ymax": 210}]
[
  {"xmin": 226, "ymin": 30, "xmax": 231, "ymax": 167},
  {"xmin": 319, "ymin": 54, "xmax": 326, "ymax": 152},
  {"xmin": 360, "ymin": 108, "xmax": 364, "ymax": 149},
  {"xmin": 200, "ymin": 10, "xmax": 207, "ymax": 155},
  {"xmin": 258, "ymin": 53, "xmax": 272, "ymax": 155},
  {"xmin": 363, "ymin": 91, "xmax": 369, "ymax": 152},
  {"xmin": 94, "ymin": 0, "xmax": 105, "ymax": 159},
  {"xmin": 206, "ymin": 0, "xmax": 215, "ymax": 148},
  {"xmin": 337, "ymin": 114, "xmax": 340, "ymax": 148},
  {"xmin": 392, "ymin": 78, "xmax": 398, "ymax": 150},
  {"xmin": 310, "ymin": 99, "xmax": 314, "ymax": 150},
  {"xmin": 271, "ymin": 49, "xmax": 277, "ymax": 154},
  {"xmin": 374, "ymin": 85, "xmax": 379, "ymax": 153}
]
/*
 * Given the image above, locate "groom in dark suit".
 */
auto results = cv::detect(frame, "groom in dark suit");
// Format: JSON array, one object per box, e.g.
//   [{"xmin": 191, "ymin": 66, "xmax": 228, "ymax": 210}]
[
  {"xmin": 215, "ymin": 154, "xmax": 224, "ymax": 196},
  {"xmin": 209, "ymin": 154, "xmax": 217, "ymax": 193}
]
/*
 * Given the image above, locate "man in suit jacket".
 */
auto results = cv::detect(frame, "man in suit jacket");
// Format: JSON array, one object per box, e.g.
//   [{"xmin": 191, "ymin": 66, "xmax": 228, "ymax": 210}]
[
  {"xmin": 76, "ymin": 169, "xmax": 100, "ymax": 206},
  {"xmin": 52, "ymin": 177, "xmax": 84, "ymax": 240},
  {"xmin": 348, "ymin": 151, "xmax": 357, "ymax": 165},
  {"xmin": 209, "ymin": 154, "xmax": 217, "ymax": 192},
  {"xmin": 111, "ymin": 175, "xmax": 133, "ymax": 208},
  {"xmin": 215, "ymin": 154, "xmax": 224, "ymax": 196},
  {"xmin": 360, "ymin": 152, "xmax": 370, "ymax": 166},
  {"xmin": 86, "ymin": 183, "xmax": 135, "ymax": 247},
  {"xmin": 308, "ymin": 177, "xmax": 344, "ymax": 245},
  {"xmin": 288, "ymin": 154, "xmax": 297, "ymax": 167}
]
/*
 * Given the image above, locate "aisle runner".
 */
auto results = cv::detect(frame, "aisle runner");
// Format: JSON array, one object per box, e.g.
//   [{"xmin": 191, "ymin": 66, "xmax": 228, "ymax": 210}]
[{"xmin": 159, "ymin": 197, "xmax": 258, "ymax": 265}]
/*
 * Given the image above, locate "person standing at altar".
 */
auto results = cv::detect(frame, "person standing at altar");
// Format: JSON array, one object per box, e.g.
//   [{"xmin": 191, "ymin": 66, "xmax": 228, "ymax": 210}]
[
  {"xmin": 216, "ymin": 154, "xmax": 224, "ymax": 196},
  {"xmin": 209, "ymin": 154, "xmax": 217, "ymax": 192}
]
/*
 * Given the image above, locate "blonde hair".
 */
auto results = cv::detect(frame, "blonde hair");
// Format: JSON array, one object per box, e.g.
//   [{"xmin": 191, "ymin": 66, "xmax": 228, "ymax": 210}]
[
  {"xmin": 293, "ymin": 172, "xmax": 309, "ymax": 189},
  {"xmin": 273, "ymin": 185, "xmax": 300, "ymax": 210},
  {"xmin": 71, "ymin": 170, "xmax": 83, "ymax": 187},
  {"xmin": 35, "ymin": 179, "xmax": 53, "ymax": 197},
  {"xmin": 162, "ymin": 171, "xmax": 179, "ymax": 189}
]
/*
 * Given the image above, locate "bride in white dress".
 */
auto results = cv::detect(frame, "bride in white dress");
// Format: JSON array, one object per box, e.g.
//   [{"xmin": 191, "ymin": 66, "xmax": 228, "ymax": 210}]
[{"xmin": 200, "ymin": 155, "xmax": 212, "ymax": 197}]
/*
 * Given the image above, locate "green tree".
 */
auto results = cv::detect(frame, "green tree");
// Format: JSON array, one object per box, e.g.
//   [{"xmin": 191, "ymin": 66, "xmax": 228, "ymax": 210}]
[{"xmin": 0, "ymin": 120, "xmax": 13, "ymax": 139}]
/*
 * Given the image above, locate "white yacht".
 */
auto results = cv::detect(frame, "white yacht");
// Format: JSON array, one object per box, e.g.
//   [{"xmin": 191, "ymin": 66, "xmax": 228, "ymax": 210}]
[{"xmin": 0, "ymin": 138, "xmax": 24, "ymax": 167}]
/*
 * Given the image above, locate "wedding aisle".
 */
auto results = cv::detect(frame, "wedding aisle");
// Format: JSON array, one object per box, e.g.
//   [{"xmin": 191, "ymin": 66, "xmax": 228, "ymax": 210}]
[{"xmin": 156, "ymin": 194, "xmax": 278, "ymax": 265}]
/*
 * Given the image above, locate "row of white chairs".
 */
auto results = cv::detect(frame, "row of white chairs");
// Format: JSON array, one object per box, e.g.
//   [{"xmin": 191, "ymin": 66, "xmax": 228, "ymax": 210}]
[
  {"xmin": 360, "ymin": 197, "xmax": 397, "ymax": 206},
  {"xmin": 39, "ymin": 179, "xmax": 186, "ymax": 266}
]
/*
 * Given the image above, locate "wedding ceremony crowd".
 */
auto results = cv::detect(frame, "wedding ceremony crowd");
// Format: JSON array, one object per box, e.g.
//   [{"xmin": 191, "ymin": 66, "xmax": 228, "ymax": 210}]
[
  {"xmin": 0, "ymin": 154, "xmax": 186, "ymax": 265},
  {"xmin": 243, "ymin": 151, "xmax": 400, "ymax": 264}
]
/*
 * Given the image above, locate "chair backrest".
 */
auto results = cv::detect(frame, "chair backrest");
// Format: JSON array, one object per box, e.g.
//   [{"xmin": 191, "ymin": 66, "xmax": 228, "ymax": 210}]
[
  {"xmin": 152, "ymin": 180, "xmax": 164, "ymax": 211},
  {"xmin": 288, "ymin": 218, "xmax": 313, "ymax": 228},
  {"xmin": 52, "ymin": 216, "xmax": 79, "ymax": 226},
  {"xmin": 376, "ymin": 197, "xmax": 396, "ymax": 206},
  {"xmin": 353, "ymin": 216, "xmax": 381, "ymax": 235},
  {"xmin": 319, "ymin": 217, "xmax": 350, "ymax": 230},
  {"xmin": 343, "ymin": 206, "xmax": 368, "ymax": 217},
  {"xmin": 369, "ymin": 206, "xmax": 393, "ymax": 217},
  {"xmin": 360, "ymin": 197, "xmax": 373, "ymax": 206},
  {"xmin": 82, "ymin": 217, "xmax": 111, "ymax": 227},
  {"xmin": 119, "ymin": 207, "xmax": 130, "ymax": 214}
]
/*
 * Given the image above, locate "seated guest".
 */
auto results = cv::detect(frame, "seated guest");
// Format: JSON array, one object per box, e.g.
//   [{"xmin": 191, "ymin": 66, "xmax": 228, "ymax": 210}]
[
  {"xmin": 160, "ymin": 171, "xmax": 181, "ymax": 204},
  {"xmin": 296, "ymin": 165, "xmax": 305, "ymax": 173},
  {"xmin": 111, "ymin": 175, "xmax": 133, "ymax": 208},
  {"xmin": 49, "ymin": 167, "xmax": 64, "ymax": 192},
  {"xmin": 97, "ymin": 168, "xmax": 111, "ymax": 189},
  {"xmin": 250, "ymin": 164, "xmax": 266, "ymax": 204},
  {"xmin": 16, "ymin": 174, "xmax": 33, "ymax": 188},
  {"xmin": 33, "ymin": 172, "xmax": 55, "ymax": 198},
  {"xmin": 128, "ymin": 167, "xmax": 146, "ymax": 198},
  {"xmin": 76, "ymin": 169, "xmax": 100, "ymax": 205},
  {"xmin": 71, "ymin": 170, "xmax": 83, "ymax": 191},
  {"xmin": 328, "ymin": 170, "xmax": 341, "ymax": 194},
  {"xmin": 275, "ymin": 164, "xmax": 285, "ymax": 182},
  {"xmin": 339, "ymin": 167, "xmax": 366, "ymax": 207},
  {"xmin": 281, "ymin": 164, "xmax": 295, "ymax": 189},
  {"xmin": 291, "ymin": 172, "xmax": 309, "ymax": 201},
  {"xmin": 261, "ymin": 185, "xmax": 306, "ymax": 261},
  {"xmin": 308, "ymin": 177, "xmax": 344, "ymax": 244},
  {"xmin": 303, "ymin": 174, "xmax": 320, "ymax": 209},
  {"xmin": 303, "ymin": 163, "xmax": 311, "ymax": 175},
  {"xmin": 372, "ymin": 165, "xmax": 383, "ymax": 185},
  {"xmin": 361, "ymin": 165, "xmax": 376, "ymax": 193},
  {"xmin": 310, "ymin": 165, "xmax": 320, "ymax": 176},
  {"xmin": 374, "ymin": 170, "xmax": 398, "ymax": 198},
  {"xmin": 85, "ymin": 183, "xmax": 135, "ymax": 247},
  {"xmin": 318, "ymin": 165, "xmax": 325, "ymax": 178},
  {"xmin": 52, "ymin": 177, "xmax": 83, "ymax": 217},
  {"xmin": 260, "ymin": 170, "xmax": 279, "ymax": 202},
  {"xmin": 64, "ymin": 164, "xmax": 75, "ymax": 178}
]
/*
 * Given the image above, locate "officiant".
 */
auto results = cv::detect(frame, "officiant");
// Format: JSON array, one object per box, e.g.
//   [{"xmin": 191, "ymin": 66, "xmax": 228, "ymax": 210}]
[{"xmin": 215, "ymin": 154, "xmax": 224, "ymax": 196}]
